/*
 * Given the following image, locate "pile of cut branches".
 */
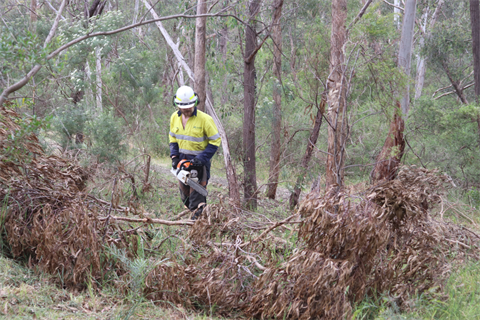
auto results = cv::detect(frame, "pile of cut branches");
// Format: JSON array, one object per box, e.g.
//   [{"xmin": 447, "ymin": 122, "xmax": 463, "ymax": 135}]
[
  {"xmin": 0, "ymin": 106, "xmax": 123, "ymax": 286},
  {"xmin": 145, "ymin": 167, "xmax": 480, "ymax": 319},
  {"xmin": 1, "ymin": 106, "xmax": 479, "ymax": 319}
]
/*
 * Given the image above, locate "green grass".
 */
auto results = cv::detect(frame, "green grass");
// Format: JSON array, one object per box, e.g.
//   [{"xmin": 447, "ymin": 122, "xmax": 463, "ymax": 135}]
[
  {"xmin": 0, "ymin": 254, "xmax": 226, "ymax": 319},
  {"xmin": 352, "ymin": 262, "xmax": 480, "ymax": 320}
]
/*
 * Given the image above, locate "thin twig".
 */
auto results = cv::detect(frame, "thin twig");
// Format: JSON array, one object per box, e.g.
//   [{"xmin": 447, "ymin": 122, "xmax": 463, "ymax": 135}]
[
  {"xmin": 241, "ymin": 214, "xmax": 300, "ymax": 248},
  {"xmin": 102, "ymin": 178, "xmax": 117, "ymax": 242}
]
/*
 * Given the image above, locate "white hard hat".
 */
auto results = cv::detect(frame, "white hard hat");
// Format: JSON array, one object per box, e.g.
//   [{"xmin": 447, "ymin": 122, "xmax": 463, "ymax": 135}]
[{"xmin": 174, "ymin": 86, "xmax": 198, "ymax": 109}]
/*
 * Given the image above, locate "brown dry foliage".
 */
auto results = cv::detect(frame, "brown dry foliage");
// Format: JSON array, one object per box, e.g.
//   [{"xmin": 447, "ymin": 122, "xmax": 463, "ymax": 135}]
[
  {"xmin": 145, "ymin": 168, "xmax": 479, "ymax": 320},
  {"xmin": 1, "ymin": 106, "xmax": 479, "ymax": 319},
  {"xmin": 0, "ymin": 106, "xmax": 125, "ymax": 286}
]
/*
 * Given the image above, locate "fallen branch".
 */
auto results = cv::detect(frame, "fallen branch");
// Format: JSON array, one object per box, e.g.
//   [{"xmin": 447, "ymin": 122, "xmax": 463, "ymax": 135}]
[
  {"xmin": 88, "ymin": 194, "xmax": 130, "ymax": 212},
  {"xmin": 173, "ymin": 209, "xmax": 192, "ymax": 220},
  {"xmin": 98, "ymin": 215, "xmax": 194, "ymax": 226}
]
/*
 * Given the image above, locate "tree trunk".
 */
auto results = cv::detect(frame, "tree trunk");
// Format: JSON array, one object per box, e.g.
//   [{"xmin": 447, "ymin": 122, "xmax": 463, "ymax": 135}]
[
  {"xmin": 30, "ymin": 0, "xmax": 37, "ymax": 29},
  {"xmin": 470, "ymin": 0, "xmax": 480, "ymax": 149},
  {"xmin": 289, "ymin": 99, "xmax": 324, "ymax": 209},
  {"xmin": 372, "ymin": 0, "xmax": 416, "ymax": 182},
  {"xmin": 414, "ymin": 9, "xmax": 428, "ymax": 100},
  {"xmin": 394, "ymin": 0, "xmax": 401, "ymax": 29},
  {"xmin": 398, "ymin": 0, "xmax": 417, "ymax": 116},
  {"xmin": 325, "ymin": 0, "xmax": 348, "ymax": 188},
  {"xmin": 194, "ymin": 0, "xmax": 207, "ymax": 111},
  {"xmin": 470, "ymin": 0, "xmax": 480, "ymax": 98},
  {"xmin": 371, "ymin": 102, "xmax": 406, "ymax": 182},
  {"xmin": 95, "ymin": 47, "xmax": 103, "ymax": 114},
  {"xmin": 243, "ymin": 0, "xmax": 261, "ymax": 210},
  {"xmin": 266, "ymin": 0, "xmax": 284, "ymax": 199},
  {"xmin": 205, "ymin": 87, "xmax": 241, "ymax": 207},
  {"xmin": 415, "ymin": 0, "xmax": 444, "ymax": 100}
]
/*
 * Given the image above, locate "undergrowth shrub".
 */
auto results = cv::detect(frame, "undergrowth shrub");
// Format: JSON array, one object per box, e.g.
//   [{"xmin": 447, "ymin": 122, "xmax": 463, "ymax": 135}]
[
  {"xmin": 87, "ymin": 110, "xmax": 126, "ymax": 163},
  {"xmin": 52, "ymin": 103, "xmax": 88, "ymax": 149}
]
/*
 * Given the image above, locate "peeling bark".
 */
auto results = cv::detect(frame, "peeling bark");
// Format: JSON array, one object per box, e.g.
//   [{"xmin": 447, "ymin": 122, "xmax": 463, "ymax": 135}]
[
  {"xmin": 325, "ymin": 0, "xmax": 348, "ymax": 188},
  {"xmin": 371, "ymin": 102, "xmax": 406, "ymax": 182}
]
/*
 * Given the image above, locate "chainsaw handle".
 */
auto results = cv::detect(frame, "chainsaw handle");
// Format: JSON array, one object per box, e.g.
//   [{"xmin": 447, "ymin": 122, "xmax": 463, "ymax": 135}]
[{"xmin": 177, "ymin": 159, "xmax": 192, "ymax": 170}]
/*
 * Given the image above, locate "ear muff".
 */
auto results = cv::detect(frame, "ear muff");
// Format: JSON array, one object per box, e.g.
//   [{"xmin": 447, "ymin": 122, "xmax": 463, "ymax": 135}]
[
  {"xmin": 194, "ymin": 93, "xmax": 200, "ymax": 106},
  {"xmin": 172, "ymin": 95, "xmax": 177, "ymax": 107}
]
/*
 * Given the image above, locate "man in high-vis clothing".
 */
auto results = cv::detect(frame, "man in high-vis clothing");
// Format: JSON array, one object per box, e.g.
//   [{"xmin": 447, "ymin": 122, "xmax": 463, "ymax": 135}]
[{"xmin": 169, "ymin": 85, "xmax": 221, "ymax": 220}]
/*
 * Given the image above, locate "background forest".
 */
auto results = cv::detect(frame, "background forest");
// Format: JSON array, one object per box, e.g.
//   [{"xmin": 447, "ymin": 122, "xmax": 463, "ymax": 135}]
[{"xmin": 2, "ymin": 0, "xmax": 480, "ymax": 319}]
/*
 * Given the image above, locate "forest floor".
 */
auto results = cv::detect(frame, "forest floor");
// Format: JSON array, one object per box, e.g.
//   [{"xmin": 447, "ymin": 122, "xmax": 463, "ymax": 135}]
[
  {"xmin": 2, "ymin": 150, "xmax": 480, "ymax": 319},
  {"xmin": 0, "ymin": 155, "xmax": 296, "ymax": 320}
]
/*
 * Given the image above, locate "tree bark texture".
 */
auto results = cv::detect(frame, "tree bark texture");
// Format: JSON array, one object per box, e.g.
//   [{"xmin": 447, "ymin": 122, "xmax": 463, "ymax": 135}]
[
  {"xmin": 398, "ymin": 0, "xmax": 417, "ymax": 116},
  {"xmin": 243, "ymin": 0, "xmax": 261, "ymax": 210},
  {"xmin": 415, "ymin": 0, "xmax": 444, "ymax": 100},
  {"xmin": 371, "ymin": 101, "xmax": 405, "ymax": 182},
  {"xmin": 325, "ymin": 0, "xmax": 348, "ymax": 188},
  {"xmin": 30, "ymin": 0, "xmax": 37, "ymax": 25},
  {"xmin": 194, "ymin": 0, "xmax": 207, "ymax": 111},
  {"xmin": 95, "ymin": 47, "xmax": 103, "ymax": 114},
  {"xmin": 289, "ymin": 100, "xmax": 324, "ymax": 209},
  {"xmin": 470, "ymin": 0, "xmax": 480, "ymax": 149},
  {"xmin": 470, "ymin": 0, "xmax": 480, "ymax": 98},
  {"xmin": 266, "ymin": 0, "xmax": 284, "ymax": 199},
  {"xmin": 394, "ymin": 0, "xmax": 401, "ymax": 28}
]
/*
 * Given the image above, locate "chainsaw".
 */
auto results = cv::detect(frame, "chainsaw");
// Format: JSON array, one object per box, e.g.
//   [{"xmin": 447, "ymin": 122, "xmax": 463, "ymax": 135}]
[{"xmin": 170, "ymin": 159, "xmax": 208, "ymax": 197}]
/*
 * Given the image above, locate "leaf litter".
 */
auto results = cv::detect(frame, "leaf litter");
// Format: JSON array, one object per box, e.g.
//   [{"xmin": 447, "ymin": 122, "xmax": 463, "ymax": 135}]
[{"xmin": 1, "ymin": 106, "xmax": 479, "ymax": 319}]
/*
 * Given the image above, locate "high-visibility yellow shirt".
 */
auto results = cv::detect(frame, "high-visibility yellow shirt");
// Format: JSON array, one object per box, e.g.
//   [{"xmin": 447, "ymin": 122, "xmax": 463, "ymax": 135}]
[{"xmin": 169, "ymin": 109, "xmax": 221, "ymax": 157}]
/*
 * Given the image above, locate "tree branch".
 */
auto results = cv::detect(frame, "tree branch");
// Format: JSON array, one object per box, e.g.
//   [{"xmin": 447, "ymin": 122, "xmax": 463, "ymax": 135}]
[
  {"xmin": 382, "ymin": 0, "xmax": 404, "ymax": 11},
  {"xmin": 98, "ymin": 215, "xmax": 194, "ymax": 226},
  {"xmin": 0, "ymin": 8, "xmax": 236, "ymax": 106},
  {"xmin": 347, "ymin": 0, "xmax": 374, "ymax": 31}
]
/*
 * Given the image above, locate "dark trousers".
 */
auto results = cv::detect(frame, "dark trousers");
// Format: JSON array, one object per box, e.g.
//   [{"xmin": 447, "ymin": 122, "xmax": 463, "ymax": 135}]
[{"xmin": 178, "ymin": 166, "xmax": 207, "ymax": 217}]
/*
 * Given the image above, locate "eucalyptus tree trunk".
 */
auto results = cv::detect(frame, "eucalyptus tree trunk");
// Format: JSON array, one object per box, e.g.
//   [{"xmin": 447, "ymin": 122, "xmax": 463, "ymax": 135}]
[
  {"xmin": 194, "ymin": 0, "xmax": 207, "ymax": 111},
  {"xmin": 372, "ymin": 0, "xmax": 416, "ymax": 182},
  {"xmin": 266, "ymin": 0, "xmax": 284, "ymax": 199},
  {"xmin": 289, "ymin": 99, "xmax": 324, "ymax": 209},
  {"xmin": 470, "ymin": 0, "xmax": 480, "ymax": 148},
  {"xmin": 415, "ymin": 0, "xmax": 444, "ymax": 100},
  {"xmin": 394, "ymin": 0, "xmax": 401, "ymax": 28},
  {"xmin": 30, "ymin": 0, "xmax": 37, "ymax": 27},
  {"xmin": 398, "ymin": 0, "xmax": 416, "ymax": 116},
  {"xmin": 243, "ymin": 0, "xmax": 262, "ymax": 210},
  {"xmin": 325, "ymin": 0, "xmax": 348, "ymax": 188},
  {"xmin": 95, "ymin": 47, "xmax": 103, "ymax": 114}
]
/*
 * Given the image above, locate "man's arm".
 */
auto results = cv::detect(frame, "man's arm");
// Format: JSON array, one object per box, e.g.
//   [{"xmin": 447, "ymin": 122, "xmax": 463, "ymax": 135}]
[
  {"xmin": 194, "ymin": 117, "xmax": 221, "ymax": 165},
  {"xmin": 169, "ymin": 142, "xmax": 180, "ymax": 158},
  {"xmin": 169, "ymin": 113, "xmax": 180, "ymax": 158}
]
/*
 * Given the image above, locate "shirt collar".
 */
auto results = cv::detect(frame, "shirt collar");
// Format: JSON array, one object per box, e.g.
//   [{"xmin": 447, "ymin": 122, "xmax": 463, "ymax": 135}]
[{"xmin": 177, "ymin": 107, "xmax": 198, "ymax": 117}]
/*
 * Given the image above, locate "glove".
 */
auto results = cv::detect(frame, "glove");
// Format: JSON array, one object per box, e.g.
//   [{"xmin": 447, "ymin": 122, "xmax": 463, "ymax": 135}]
[
  {"xmin": 172, "ymin": 157, "xmax": 180, "ymax": 169},
  {"xmin": 191, "ymin": 158, "xmax": 204, "ymax": 168}
]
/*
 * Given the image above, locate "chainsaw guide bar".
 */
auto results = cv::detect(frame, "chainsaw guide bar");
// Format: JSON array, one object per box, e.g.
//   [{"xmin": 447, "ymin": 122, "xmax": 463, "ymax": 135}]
[{"xmin": 171, "ymin": 168, "xmax": 208, "ymax": 197}]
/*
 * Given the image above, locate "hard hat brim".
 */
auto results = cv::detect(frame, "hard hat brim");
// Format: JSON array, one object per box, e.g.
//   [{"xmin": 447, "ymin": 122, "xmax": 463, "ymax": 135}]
[{"xmin": 176, "ymin": 102, "xmax": 196, "ymax": 109}]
